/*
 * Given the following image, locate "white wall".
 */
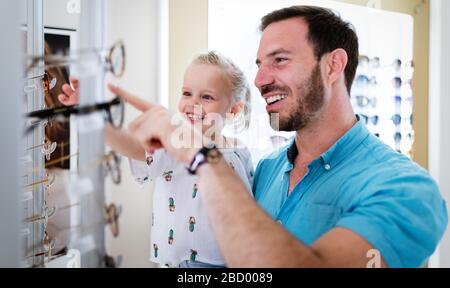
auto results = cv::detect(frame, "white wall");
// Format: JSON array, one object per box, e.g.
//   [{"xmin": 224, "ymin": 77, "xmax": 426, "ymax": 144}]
[
  {"xmin": 43, "ymin": 0, "xmax": 79, "ymax": 30},
  {"xmin": 429, "ymin": 0, "xmax": 450, "ymax": 268},
  {"xmin": 105, "ymin": 0, "xmax": 158, "ymax": 268}
]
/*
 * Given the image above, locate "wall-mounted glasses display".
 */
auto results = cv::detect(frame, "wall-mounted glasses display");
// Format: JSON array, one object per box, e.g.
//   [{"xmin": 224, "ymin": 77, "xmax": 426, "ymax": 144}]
[{"xmin": 351, "ymin": 55, "xmax": 415, "ymax": 156}]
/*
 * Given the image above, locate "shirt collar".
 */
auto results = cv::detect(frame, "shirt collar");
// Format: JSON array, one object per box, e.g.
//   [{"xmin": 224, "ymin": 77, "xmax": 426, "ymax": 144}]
[{"xmin": 286, "ymin": 115, "xmax": 370, "ymax": 170}]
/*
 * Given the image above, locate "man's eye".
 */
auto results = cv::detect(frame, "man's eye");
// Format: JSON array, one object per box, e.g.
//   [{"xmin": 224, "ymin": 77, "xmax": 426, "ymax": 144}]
[
  {"xmin": 183, "ymin": 92, "xmax": 192, "ymax": 97},
  {"xmin": 275, "ymin": 57, "xmax": 288, "ymax": 64}
]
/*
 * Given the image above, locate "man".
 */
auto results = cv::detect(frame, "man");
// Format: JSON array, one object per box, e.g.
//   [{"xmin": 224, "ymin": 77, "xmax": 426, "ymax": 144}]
[{"xmin": 112, "ymin": 6, "xmax": 448, "ymax": 267}]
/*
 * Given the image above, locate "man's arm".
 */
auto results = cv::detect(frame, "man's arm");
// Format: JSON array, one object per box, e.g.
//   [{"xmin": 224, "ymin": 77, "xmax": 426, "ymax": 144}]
[
  {"xmin": 113, "ymin": 85, "xmax": 387, "ymax": 268},
  {"xmin": 105, "ymin": 125, "xmax": 145, "ymax": 161},
  {"xmin": 197, "ymin": 158, "xmax": 387, "ymax": 268}
]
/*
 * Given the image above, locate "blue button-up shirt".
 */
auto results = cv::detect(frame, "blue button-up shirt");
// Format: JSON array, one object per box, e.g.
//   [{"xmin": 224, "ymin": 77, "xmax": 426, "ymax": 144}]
[{"xmin": 253, "ymin": 117, "xmax": 448, "ymax": 268}]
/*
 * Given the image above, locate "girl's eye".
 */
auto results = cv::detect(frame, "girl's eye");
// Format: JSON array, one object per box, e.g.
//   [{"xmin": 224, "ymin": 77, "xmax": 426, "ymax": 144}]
[
  {"xmin": 202, "ymin": 95, "xmax": 214, "ymax": 101},
  {"xmin": 183, "ymin": 91, "xmax": 192, "ymax": 97}
]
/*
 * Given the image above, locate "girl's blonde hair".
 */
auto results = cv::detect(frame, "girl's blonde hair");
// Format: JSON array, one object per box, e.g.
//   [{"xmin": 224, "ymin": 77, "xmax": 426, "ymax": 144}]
[{"xmin": 193, "ymin": 51, "xmax": 251, "ymax": 132}]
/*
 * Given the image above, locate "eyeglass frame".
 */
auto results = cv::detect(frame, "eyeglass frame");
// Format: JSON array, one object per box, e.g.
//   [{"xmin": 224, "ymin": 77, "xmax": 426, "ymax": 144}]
[
  {"xmin": 24, "ymin": 96, "xmax": 124, "ymax": 136},
  {"xmin": 26, "ymin": 40, "xmax": 126, "ymax": 78},
  {"xmin": 103, "ymin": 151, "xmax": 121, "ymax": 185},
  {"xmin": 24, "ymin": 72, "xmax": 57, "ymax": 94},
  {"xmin": 104, "ymin": 203, "xmax": 121, "ymax": 238}
]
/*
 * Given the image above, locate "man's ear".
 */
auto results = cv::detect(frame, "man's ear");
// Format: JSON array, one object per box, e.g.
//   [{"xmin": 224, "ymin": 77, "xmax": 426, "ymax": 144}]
[
  {"xmin": 228, "ymin": 100, "xmax": 245, "ymax": 119},
  {"xmin": 325, "ymin": 48, "xmax": 348, "ymax": 86}
]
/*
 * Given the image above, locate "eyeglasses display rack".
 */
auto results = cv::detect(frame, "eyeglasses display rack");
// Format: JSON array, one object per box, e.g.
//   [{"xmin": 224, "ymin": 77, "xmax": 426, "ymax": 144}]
[{"xmin": 0, "ymin": 0, "xmax": 116, "ymax": 268}]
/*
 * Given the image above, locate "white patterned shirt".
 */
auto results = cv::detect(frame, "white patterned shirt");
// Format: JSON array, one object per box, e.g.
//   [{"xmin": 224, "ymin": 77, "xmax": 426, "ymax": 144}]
[{"xmin": 129, "ymin": 147, "xmax": 254, "ymax": 267}]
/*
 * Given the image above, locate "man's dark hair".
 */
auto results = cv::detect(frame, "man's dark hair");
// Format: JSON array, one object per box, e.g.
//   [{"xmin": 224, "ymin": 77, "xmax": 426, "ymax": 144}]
[{"xmin": 260, "ymin": 5, "xmax": 359, "ymax": 94}]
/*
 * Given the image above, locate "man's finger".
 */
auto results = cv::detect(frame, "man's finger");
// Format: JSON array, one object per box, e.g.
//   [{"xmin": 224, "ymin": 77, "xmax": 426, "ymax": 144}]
[
  {"xmin": 130, "ymin": 116, "xmax": 164, "ymax": 152},
  {"xmin": 108, "ymin": 84, "xmax": 152, "ymax": 112}
]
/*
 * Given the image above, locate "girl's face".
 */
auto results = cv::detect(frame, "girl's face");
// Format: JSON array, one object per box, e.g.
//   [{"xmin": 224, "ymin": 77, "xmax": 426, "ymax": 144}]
[{"xmin": 178, "ymin": 63, "xmax": 234, "ymax": 134}]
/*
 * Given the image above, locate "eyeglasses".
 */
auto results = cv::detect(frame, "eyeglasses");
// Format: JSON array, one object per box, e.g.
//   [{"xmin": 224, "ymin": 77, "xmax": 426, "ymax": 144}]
[
  {"xmin": 23, "ymin": 172, "xmax": 56, "ymax": 190},
  {"xmin": 392, "ymin": 77, "xmax": 413, "ymax": 89},
  {"xmin": 23, "ymin": 72, "xmax": 57, "ymax": 94},
  {"xmin": 391, "ymin": 114, "xmax": 402, "ymax": 126},
  {"xmin": 48, "ymin": 201, "xmax": 122, "ymax": 241},
  {"xmin": 355, "ymin": 95, "xmax": 377, "ymax": 108},
  {"xmin": 24, "ymin": 140, "xmax": 58, "ymax": 161},
  {"xmin": 394, "ymin": 132, "xmax": 402, "ymax": 150},
  {"xmin": 104, "ymin": 203, "xmax": 121, "ymax": 238},
  {"xmin": 25, "ymin": 149, "xmax": 121, "ymax": 186},
  {"xmin": 358, "ymin": 55, "xmax": 380, "ymax": 69},
  {"xmin": 355, "ymin": 75, "xmax": 378, "ymax": 87},
  {"xmin": 392, "ymin": 59, "xmax": 414, "ymax": 71},
  {"xmin": 25, "ymin": 201, "xmax": 56, "ymax": 229},
  {"xmin": 393, "ymin": 95, "xmax": 402, "ymax": 107},
  {"xmin": 103, "ymin": 151, "xmax": 121, "ymax": 185},
  {"xmin": 24, "ymin": 96, "xmax": 124, "ymax": 135},
  {"xmin": 360, "ymin": 114, "xmax": 379, "ymax": 126},
  {"xmin": 25, "ymin": 231, "xmax": 59, "ymax": 262},
  {"xmin": 27, "ymin": 40, "xmax": 126, "ymax": 78},
  {"xmin": 391, "ymin": 114, "xmax": 413, "ymax": 126}
]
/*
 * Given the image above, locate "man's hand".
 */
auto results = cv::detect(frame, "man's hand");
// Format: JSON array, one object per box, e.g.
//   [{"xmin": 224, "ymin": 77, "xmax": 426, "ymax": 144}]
[
  {"xmin": 58, "ymin": 76, "xmax": 79, "ymax": 106},
  {"xmin": 108, "ymin": 84, "xmax": 201, "ymax": 164}
]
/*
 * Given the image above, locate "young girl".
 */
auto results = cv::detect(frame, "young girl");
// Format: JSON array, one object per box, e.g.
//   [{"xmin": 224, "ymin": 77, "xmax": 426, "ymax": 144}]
[{"xmin": 59, "ymin": 51, "xmax": 254, "ymax": 268}]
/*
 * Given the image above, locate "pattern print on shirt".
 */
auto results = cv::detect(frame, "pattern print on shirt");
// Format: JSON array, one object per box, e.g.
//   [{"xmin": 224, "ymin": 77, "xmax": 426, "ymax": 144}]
[
  {"xmin": 168, "ymin": 229, "xmax": 174, "ymax": 245},
  {"xmin": 189, "ymin": 217, "xmax": 196, "ymax": 232},
  {"xmin": 163, "ymin": 171, "xmax": 173, "ymax": 182},
  {"xmin": 190, "ymin": 249, "xmax": 198, "ymax": 261},
  {"xmin": 169, "ymin": 197, "xmax": 175, "ymax": 212},
  {"xmin": 153, "ymin": 244, "xmax": 158, "ymax": 258},
  {"xmin": 192, "ymin": 184, "xmax": 198, "ymax": 199}
]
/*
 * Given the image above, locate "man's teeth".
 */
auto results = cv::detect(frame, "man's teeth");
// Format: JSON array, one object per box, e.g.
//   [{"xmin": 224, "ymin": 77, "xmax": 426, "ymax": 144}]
[
  {"xmin": 187, "ymin": 114, "xmax": 203, "ymax": 121},
  {"xmin": 266, "ymin": 94, "xmax": 287, "ymax": 105}
]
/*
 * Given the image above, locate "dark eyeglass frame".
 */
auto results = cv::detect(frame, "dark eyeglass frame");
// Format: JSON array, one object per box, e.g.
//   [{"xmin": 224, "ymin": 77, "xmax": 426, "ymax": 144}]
[
  {"xmin": 392, "ymin": 77, "xmax": 413, "ymax": 89},
  {"xmin": 24, "ymin": 96, "xmax": 124, "ymax": 135},
  {"xmin": 360, "ymin": 114, "xmax": 379, "ymax": 126}
]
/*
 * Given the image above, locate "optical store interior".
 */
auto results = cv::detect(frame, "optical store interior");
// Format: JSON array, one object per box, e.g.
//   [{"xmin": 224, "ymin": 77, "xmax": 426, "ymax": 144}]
[{"xmin": 1, "ymin": 0, "xmax": 449, "ymax": 268}]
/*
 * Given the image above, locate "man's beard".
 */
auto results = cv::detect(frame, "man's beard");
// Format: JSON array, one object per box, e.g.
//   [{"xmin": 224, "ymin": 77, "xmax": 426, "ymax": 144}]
[{"xmin": 269, "ymin": 64, "xmax": 325, "ymax": 132}]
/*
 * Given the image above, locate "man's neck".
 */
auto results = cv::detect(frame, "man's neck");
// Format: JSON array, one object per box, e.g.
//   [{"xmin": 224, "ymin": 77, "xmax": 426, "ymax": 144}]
[{"xmin": 294, "ymin": 104, "xmax": 357, "ymax": 166}]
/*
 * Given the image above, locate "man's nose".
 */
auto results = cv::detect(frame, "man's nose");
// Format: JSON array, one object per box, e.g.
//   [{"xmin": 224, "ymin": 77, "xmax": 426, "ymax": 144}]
[{"xmin": 254, "ymin": 65, "xmax": 274, "ymax": 92}]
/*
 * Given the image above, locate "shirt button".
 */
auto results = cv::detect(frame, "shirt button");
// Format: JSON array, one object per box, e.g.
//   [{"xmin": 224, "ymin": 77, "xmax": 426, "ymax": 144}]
[
  {"xmin": 324, "ymin": 164, "xmax": 331, "ymax": 171},
  {"xmin": 277, "ymin": 220, "xmax": 283, "ymax": 225}
]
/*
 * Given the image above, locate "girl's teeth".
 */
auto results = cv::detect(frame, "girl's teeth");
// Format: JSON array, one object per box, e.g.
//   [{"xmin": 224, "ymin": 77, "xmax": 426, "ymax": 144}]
[{"xmin": 187, "ymin": 114, "xmax": 203, "ymax": 121}]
